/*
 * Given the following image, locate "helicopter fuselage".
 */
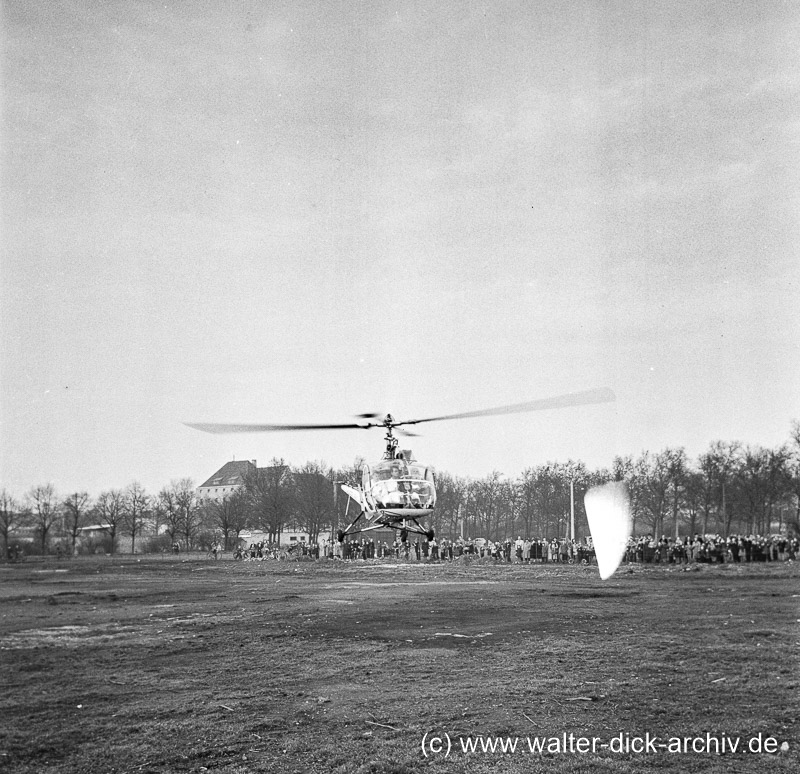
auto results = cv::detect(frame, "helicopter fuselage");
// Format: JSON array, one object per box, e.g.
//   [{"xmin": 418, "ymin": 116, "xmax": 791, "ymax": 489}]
[{"xmin": 336, "ymin": 457, "xmax": 437, "ymax": 541}]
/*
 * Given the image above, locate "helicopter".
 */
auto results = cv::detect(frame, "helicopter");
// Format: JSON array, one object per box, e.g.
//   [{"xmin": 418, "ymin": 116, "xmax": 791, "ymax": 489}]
[{"xmin": 186, "ymin": 387, "xmax": 617, "ymax": 546}]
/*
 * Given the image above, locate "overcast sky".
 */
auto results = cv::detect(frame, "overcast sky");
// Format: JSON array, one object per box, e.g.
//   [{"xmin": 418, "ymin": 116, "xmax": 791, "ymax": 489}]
[{"xmin": 2, "ymin": 0, "xmax": 799, "ymax": 497}]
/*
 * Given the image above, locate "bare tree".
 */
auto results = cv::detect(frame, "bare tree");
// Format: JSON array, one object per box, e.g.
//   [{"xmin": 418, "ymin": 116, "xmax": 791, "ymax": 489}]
[
  {"xmin": 0, "ymin": 490, "xmax": 25, "ymax": 559},
  {"xmin": 27, "ymin": 483, "xmax": 60, "ymax": 554},
  {"xmin": 786, "ymin": 420, "xmax": 800, "ymax": 532},
  {"xmin": 471, "ymin": 471, "xmax": 506, "ymax": 541},
  {"xmin": 124, "ymin": 482, "xmax": 150, "ymax": 554},
  {"xmin": 696, "ymin": 450, "xmax": 719, "ymax": 535},
  {"xmin": 243, "ymin": 459, "xmax": 294, "ymax": 542},
  {"xmin": 701, "ymin": 440, "xmax": 742, "ymax": 535},
  {"xmin": 737, "ymin": 445, "xmax": 790, "ymax": 535},
  {"xmin": 173, "ymin": 478, "xmax": 200, "ymax": 550},
  {"xmin": 515, "ymin": 463, "xmax": 563, "ymax": 539},
  {"xmin": 635, "ymin": 452, "xmax": 671, "ymax": 537},
  {"xmin": 63, "ymin": 492, "xmax": 91, "ymax": 556},
  {"xmin": 683, "ymin": 469, "xmax": 711, "ymax": 537},
  {"xmin": 516, "ymin": 468, "xmax": 540, "ymax": 538},
  {"xmin": 502, "ymin": 477, "xmax": 521, "ymax": 539},
  {"xmin": 336, "ymin": 457, "xmax": 366, "ymax": 488},
  {"xmin": 208, "ymin": 489, "xmax": 249, "ymax": 549},
  {"xmin": 664, "ymin": 448, "xmax": 688, "ymax": 538},
  {"xmin": 432, "ymin": 471, "xmax": 468, "ymax": 539},
  {"xmin": 157, "ymin": 486, "xmax": 180, "ymax": 546},
  {"xmin": 292, "ymin": 461, "xmax": 334, "ymax": 544},
  {"xmin": 610, "ymin": 455, "xmax": 640, "ymax": 534},
  {"xmin": 94, "ymin": 489, "xmax": 125, "ymax": 554}
]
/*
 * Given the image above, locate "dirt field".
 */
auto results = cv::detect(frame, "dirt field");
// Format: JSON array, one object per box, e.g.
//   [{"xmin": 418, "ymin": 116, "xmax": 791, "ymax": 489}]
[{"xmin": 1, "ymin": 556, "xmax": 798, "ymax": 773}]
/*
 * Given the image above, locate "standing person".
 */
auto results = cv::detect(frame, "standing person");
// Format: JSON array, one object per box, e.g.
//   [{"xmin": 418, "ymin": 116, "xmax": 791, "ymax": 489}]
[{"xmin": 658, "ymin": 536, "xmax": 669, "ymax": 563}]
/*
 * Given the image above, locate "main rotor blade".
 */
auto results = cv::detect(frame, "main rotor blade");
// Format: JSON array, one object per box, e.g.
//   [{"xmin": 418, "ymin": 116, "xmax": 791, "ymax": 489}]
[
  {"xmin": 396, "ymin": 387, "xmax": 616, "ymax": 427},
  {"xmin": 185, "ymin": 421, "xmax": 377, "ymax": 434}
]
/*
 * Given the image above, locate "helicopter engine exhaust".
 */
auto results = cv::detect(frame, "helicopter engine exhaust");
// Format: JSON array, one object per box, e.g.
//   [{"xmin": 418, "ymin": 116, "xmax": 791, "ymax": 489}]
[{"xmin": 584, "ymin": 482, "xmax": 632, "ymax": 580}]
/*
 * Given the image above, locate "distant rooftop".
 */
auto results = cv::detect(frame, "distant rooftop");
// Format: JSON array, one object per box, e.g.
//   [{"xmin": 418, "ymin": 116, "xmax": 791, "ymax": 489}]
[{"xmin": 198, "ymin": 459, "xmax": 257, "ymax": 489}]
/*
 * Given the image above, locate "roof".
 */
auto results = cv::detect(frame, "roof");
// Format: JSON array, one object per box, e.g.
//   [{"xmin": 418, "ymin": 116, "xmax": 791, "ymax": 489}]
[{"xmin": 198, "ymin": 460, "xmax": 257, "ymax": 489}]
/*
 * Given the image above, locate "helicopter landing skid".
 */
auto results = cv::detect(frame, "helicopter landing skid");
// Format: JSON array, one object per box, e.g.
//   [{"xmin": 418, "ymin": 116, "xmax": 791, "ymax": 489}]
[{"xmin": 337, "ymin": 510, "xmax": 434, "ymax": 543}]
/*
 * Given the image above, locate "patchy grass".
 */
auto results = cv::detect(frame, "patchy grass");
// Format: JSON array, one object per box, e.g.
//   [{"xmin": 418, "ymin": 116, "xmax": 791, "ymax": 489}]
[{"xmin": 0, "ymin": 557, "xmax": 798, "ymax": 773}]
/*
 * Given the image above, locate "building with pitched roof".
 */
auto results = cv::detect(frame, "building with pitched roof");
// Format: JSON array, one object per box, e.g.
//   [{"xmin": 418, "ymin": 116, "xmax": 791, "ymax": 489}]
[{"xmin": 197, "ymin": 459, "xmax": 257, "ymax": 504}]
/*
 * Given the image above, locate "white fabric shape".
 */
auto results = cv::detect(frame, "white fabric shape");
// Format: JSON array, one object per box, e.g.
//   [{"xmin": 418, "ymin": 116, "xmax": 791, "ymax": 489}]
[{"xmin": 585, "ymin": 481, "xmax": 632, "ymax": 580}]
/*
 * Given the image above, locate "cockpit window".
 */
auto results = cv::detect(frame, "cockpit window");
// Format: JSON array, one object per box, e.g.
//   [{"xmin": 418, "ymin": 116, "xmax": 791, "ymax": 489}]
[{"xmin": 362, "ymin": 460, "xmax": 436, "ymax": 509}]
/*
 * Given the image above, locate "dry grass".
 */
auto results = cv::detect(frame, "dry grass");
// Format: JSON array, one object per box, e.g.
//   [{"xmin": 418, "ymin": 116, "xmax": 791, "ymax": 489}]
[{"xmin": 1, "ymin": 556, "xmax": 798, "ymax": 773}]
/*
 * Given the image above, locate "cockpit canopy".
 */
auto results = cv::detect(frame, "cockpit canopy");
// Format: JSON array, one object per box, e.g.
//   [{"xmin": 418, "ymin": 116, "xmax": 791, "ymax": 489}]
[{"xmin": 362, "ymin": 459, "xmax": 436, "ymax": 511}]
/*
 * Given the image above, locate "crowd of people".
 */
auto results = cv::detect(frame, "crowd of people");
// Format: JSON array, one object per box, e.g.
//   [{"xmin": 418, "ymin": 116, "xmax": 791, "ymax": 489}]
[
  {"xmin": 233, "ymin": 532, "xmax": 799, "ymax": 565},
  {"xmin": 234, "ymin": 541, "xmax": 322, "ymax": 560},
  {"xmin": 623, "ymin": 533, "xmax": 799, "ymax": 564},
  {"xmin": 324, "ymin": 536, "xmax": 594, "ymax": 563}
]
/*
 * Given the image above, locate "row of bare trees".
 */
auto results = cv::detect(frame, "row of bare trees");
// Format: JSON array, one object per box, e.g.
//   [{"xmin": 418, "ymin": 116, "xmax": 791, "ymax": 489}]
[
  {"xmin": 3, "ymin": 424, "xmax": 799, "ymax": 557},
  {"xmin": 431, "ymin": 430, "xmax": 800, "ymax": 542},
  {"xmin": 0, "ymin": 460, "xmax": 359, "ymax": 558},
  {"xmin": 0, "ymin": 480, "xmax": 199, "ymax": 558}
]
